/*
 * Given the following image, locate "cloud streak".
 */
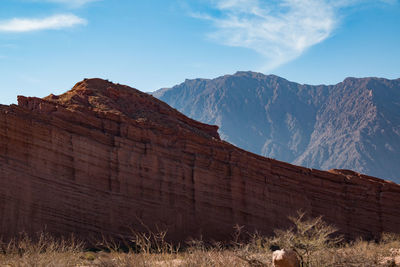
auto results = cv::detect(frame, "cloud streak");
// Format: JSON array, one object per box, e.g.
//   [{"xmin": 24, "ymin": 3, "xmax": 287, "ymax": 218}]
[
  {"xmin": 0, "ymin": 14, "xmax": 87, "ymax": 33},
  {"xmin": 27, "ymin": 0, "xmax": 98, "ymax": 8},
  {"xmin": 45, "ymin": 0, "xmax": 96, "ymax": 4},
  {"xmin": 193, "ymin": 0, "xmax": 396, "ymax": 71}
]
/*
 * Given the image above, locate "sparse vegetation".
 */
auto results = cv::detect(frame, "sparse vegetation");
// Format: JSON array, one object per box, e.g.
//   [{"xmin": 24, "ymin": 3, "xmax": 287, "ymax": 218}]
[{"xmin": 1, "ymin": 213, "xmax": 399, "ymax": 267}]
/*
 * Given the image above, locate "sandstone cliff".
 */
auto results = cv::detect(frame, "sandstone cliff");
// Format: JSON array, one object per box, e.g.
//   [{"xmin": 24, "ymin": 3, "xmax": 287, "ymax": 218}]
[{"xmin": 1, "ymin": 78, "xmax": 399, "ymax": 243}]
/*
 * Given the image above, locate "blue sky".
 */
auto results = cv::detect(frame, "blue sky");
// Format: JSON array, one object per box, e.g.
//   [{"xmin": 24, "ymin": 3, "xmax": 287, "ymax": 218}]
[{"xmin": 0, "ymin": 0, "xmax": 399, "ymax": 104}]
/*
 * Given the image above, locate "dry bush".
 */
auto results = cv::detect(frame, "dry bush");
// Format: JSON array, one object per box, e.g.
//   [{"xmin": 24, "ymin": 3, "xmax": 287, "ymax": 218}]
[
  {"xmin": 0, "ymin": 232, "xmax": 84, "ymax": 267},
  {"xmin": 0, "ymin": 215, "xmax": 399, "ymax": 267},
  {"xmin": 268, "ymin": 211, "xmax": 341, "ymax": 266},
  {"xmin": 324, "ymin": 233, "xmax": 400, "ymax": 267},
  {"xmin": 268, "ymin": 212, "xmax": 400, "ymax": 267}
]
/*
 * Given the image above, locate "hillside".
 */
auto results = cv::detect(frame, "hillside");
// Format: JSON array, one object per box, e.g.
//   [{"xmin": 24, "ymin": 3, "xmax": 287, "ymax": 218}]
[
  {"xmin": 154, "ymin": 72, "xmax": 400, "ymax": 183},
  {"xmin": 1, "ymin": 78, "xmax": 400, "ymax": 243}
]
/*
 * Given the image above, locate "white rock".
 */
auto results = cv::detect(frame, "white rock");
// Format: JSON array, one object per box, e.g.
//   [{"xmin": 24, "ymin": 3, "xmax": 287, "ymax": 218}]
[{"xmin": 272, "ymin": 249, "xmax": 300, "ymax": 267}]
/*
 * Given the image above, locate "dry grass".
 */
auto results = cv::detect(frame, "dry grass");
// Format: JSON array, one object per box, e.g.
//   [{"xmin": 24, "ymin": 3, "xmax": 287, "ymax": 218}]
[{"xmin": 1, "ymin": 214, "xmax": 399, "ymax": 267}]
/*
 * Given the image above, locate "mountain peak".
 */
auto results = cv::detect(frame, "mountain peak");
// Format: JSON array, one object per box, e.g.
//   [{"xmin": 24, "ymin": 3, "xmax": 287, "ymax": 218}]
[
  {"xmin": 43, "ymin": 78, "xmax": 157, "ymax": 116},
  {"xmin": 155, "ymin": 72, "xmax": 400, "ymax": 182},
  {"xmin": 233, "ymin": 71, "xmax": 262, "ymax": 76},
  {"xmin": 232, "ymin": 71, "xmax": 283, "ymax": 80},
  {"xmin": 17, "ymin": 78, "xmax": 220, "ymax": 140}
]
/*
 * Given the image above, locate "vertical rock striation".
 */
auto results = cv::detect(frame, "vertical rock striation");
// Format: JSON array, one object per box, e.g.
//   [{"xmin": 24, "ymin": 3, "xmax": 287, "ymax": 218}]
[{"xmin": 0, "ymin": 78, "xmax": 399, "ymax": 243}]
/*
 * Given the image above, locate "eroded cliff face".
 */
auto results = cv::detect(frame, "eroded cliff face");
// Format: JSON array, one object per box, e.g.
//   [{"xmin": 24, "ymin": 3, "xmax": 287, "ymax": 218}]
[{"xmin": 0, "ymin": 78, "xmax": 399, "ymax": 243}]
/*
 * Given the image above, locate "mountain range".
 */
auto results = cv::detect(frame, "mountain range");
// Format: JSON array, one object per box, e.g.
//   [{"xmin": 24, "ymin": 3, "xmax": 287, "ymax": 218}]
[{"xmin": 154, "ymin": 71, "xmax": 400, "ymax": 183}]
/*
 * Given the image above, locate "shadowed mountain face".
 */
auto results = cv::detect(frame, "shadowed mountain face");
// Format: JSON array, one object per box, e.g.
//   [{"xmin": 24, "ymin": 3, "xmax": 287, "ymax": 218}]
[{"xmin": 154, "ymin": 72, "xmax": 400, "ymax": 183}]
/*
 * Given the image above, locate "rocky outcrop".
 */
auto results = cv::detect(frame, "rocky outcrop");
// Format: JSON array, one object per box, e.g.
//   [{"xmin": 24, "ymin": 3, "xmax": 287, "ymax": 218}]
[
  {"xmin": 1, "ymin": 78, "xmax": 400, "ymax": 243},
  {"xmin": 154, "ymin": 72, "xmax": 400, "ymax": 183}
]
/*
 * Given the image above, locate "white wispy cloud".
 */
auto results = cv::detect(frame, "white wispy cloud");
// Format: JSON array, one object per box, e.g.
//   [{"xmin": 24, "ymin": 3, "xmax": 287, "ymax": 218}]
[
  {"xmin": 0, "ymin": 14, "xmax": 87, "ymax": 33},
  {"xmin": 193, "ymin": 0, "xmax": 396, "ymax": 71},
  {"xmin": 45, "ymin": 0, "xmax": 96, "ymax": 4},
  {"xmin": 27, "ymin": 0, "xmax": 98, "ymax": 8}
]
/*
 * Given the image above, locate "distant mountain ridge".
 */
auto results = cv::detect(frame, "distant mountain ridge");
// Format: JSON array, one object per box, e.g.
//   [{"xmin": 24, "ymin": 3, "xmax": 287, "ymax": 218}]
[{"xmin": 154, "ymin": 71, "xmax": 400, "ymax": 183}]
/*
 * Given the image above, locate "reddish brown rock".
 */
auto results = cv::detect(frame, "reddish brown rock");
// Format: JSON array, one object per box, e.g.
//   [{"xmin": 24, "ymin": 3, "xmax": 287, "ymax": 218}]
[{"xmin": 0, "ymin": 78, "xmax": 399, "ymax": 243}]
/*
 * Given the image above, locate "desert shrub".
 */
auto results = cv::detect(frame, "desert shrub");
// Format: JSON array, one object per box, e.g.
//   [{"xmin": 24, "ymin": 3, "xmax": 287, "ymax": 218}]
[
  {"xmin": 0, "ymin": 216, "xmax": 399, "ymax": 266},
  {"xmin": 129, "ymin": 229, "xmax": 178, "ymax": 254},
  {"xmin": 330, "ymin": 233, "xmax": 400, "ymax": 267},
  {"xmin": 268, "ymin": 212, "xmax": 400, "ymax": 267},
  {"xmin": 0, "ymin": 232, "xmax": 84, "ymax": 267},
  {"xmin": 268, "ymin": 211, "xmax": 341, "ymax": 266}
]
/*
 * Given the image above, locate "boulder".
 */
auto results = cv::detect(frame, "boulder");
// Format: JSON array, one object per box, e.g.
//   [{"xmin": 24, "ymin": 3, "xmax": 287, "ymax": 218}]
[{"xmin": 272, "ymin": 249, "xmax": 300, "ymax": 267}]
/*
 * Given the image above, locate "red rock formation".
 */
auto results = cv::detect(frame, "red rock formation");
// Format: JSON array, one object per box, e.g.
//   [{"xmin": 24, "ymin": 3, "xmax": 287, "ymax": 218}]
[{"xmin": 0, "ymin": 78, "xmax": 399, "ymax": 243}]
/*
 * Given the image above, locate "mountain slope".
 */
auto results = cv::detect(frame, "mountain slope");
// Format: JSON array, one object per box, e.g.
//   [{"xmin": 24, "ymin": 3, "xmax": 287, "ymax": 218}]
[
  {"xmin": 1, "ymin": 78, "xmax": 400, "ymax": 242},
  {"xmin": 154, "ymin": 72, "xmax": 400, "ymax": 183}
]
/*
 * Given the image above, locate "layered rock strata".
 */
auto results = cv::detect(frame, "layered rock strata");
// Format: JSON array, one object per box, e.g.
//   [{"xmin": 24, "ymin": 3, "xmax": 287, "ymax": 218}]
[{"xmin": 0, "ymin": 79, "xmax": 399, "ymax": 243}]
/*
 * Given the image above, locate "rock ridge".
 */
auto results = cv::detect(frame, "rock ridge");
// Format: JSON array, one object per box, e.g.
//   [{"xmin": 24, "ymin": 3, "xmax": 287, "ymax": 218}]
[
  {"xmin": 0, "ymin": 78, "xmax": 399, "ymax": 243},
  {"xmin": 18, "ymin": 78, "xmax": 220, "ymax": 140},
  {"xmin": 154, "ymin": 72, "xmax": 400, "ymax": 182}
]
